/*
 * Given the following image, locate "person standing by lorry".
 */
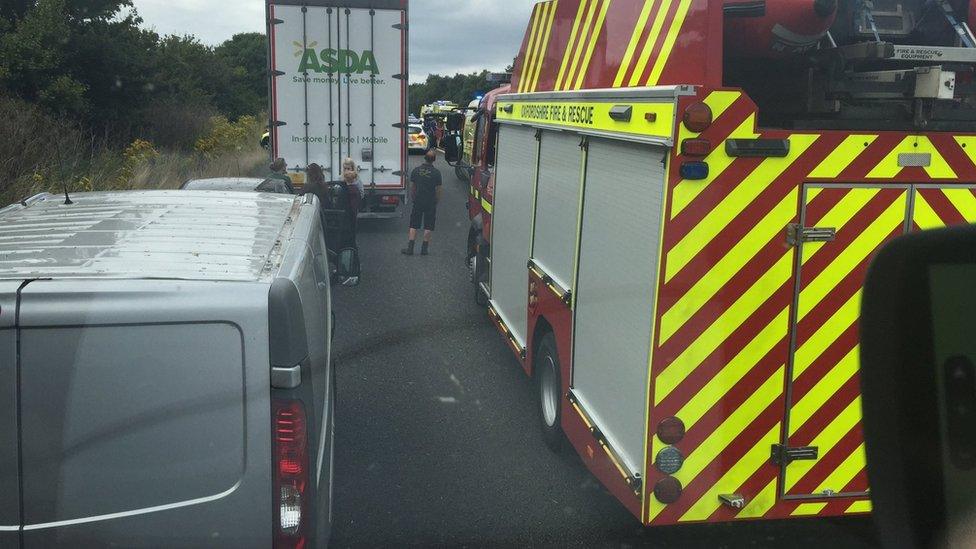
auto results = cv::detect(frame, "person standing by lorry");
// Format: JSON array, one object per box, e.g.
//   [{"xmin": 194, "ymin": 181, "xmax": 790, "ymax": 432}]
[
  {"xmin": 268, "ymin": 157, "xmax": 295, "ymax": 193},
  {"xmin": 401, "ymin": 150, "xmax": 442, "ymax": 256}
]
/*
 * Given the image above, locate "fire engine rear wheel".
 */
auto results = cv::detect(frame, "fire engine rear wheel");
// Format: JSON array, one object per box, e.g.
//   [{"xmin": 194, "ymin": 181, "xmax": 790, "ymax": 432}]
[
  {"xmin": 473, "ymin": 246, "xmax": 489, "ymax": 307},
  {"xmin": 535, "ymin": 332, "xmax": 564, "ymax": 451}
]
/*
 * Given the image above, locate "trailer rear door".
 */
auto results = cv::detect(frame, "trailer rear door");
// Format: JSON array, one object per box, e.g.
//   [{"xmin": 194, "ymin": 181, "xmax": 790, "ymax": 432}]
[
  {"xmin": 0, "ymin": 281, "xmax": 21, "ymax": 546},
  {"xmin": 269, "ymin": 1, "xmax": 406, "ymax": 190},
  {"xmin": 571, "ymin": 139, "xmax": 667, "ymax": 476}
]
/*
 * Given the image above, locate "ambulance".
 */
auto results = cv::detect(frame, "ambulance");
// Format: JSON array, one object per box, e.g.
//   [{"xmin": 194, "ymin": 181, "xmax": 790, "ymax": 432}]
[{"xmin": 463, "ymin": 0, "xmax": 976, "ymax": 526}]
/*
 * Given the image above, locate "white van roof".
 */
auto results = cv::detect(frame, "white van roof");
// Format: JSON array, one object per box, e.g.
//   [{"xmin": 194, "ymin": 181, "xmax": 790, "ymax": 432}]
[{"xmin": 0, "ymin": 191, "xmax": 299, "ymax": 282}]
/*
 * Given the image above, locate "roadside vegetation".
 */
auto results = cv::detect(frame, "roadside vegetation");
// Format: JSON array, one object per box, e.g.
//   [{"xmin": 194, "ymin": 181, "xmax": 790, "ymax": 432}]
[{"xmin": 0, "ymin": 0, "xmax": 269, "ymax": 206}]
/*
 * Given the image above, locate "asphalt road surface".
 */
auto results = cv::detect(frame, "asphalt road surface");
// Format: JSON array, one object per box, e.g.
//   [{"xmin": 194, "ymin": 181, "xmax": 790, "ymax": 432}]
[{"xmin": 329, "ymin": 155, "xmax": 881, "ymax": 548}]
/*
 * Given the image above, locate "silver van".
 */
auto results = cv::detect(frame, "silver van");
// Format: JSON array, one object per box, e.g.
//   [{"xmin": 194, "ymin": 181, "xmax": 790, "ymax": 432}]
[{"xmin": 0, "ymin": 190, "xmax": 347, "ymax": 548}]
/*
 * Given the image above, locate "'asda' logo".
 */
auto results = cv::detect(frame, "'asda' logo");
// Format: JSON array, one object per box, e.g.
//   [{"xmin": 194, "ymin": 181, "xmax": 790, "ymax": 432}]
[{"xmin": 296, "ymin": 44, "xmax": 379, "ymax": 74}]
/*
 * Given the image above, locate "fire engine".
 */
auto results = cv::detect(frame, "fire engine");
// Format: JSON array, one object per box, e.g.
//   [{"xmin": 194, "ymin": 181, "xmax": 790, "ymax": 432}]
[{"xmin": 457, "ymin": 0, "xmax": 976, "ymax": 526}]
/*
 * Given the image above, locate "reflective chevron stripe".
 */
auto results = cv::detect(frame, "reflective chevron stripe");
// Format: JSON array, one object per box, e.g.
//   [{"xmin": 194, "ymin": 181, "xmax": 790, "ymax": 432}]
[{"xmin": 643, "ymin": 95, "xmax": 976, "ymax": 523}]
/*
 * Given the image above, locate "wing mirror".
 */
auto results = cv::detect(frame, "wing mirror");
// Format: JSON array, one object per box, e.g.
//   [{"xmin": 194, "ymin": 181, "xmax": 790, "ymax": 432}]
[
  {"xmin": 333, "ymin": 247, "xmax": 360, "ymax": 287},
  {"xmin": 861, "ymin": 225, "xmax": 976, "ymax": 549}
]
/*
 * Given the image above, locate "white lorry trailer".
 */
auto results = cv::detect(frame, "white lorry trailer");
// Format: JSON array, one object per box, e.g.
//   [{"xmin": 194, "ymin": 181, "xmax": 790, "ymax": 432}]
[{"xmin": 267, "ymin": 0, "xmax": 408, "ymax": 218}]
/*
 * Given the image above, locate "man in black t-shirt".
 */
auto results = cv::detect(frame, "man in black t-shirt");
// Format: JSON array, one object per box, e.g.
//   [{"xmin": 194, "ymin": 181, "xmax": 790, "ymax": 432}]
[{"xmin": 402, "ymin": 150, "xmax": 443, "ymax": 256}]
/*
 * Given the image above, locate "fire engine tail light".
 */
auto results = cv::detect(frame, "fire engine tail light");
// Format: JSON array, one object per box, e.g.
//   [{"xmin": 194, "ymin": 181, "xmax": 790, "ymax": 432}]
[
  {"xmin": 657, "ymin": 416, "xmax": 686, "ymax": 445},
  {"xmin": 681, "ymin": 138, "xmax": 711, "ymax": 157},
  {"xmin": 654, "ymin": 476, "xmax": 683, "ymax": 504},
  {"xmin": 682, "ymin": 102, "xmax": 713, "ymax": 133},
  {"xmin": 274, "ymin": 399, "xmax": 309, "ymax": 548},
  {"xmin": 680, "ymin": 162, "xmax": 709, "ymax": 180}
]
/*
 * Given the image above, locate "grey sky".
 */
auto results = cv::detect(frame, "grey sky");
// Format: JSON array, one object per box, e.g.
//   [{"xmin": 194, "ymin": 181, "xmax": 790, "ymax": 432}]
[{"xmin": 130, "ymin": 0, "xmax": 537, "ymax": 81}]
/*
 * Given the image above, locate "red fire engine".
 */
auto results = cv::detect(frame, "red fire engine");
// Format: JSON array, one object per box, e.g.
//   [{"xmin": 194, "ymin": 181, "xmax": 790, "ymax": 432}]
[{"xmin": 459, "ymin": 0, "xmax": 976, "ymax": 526}]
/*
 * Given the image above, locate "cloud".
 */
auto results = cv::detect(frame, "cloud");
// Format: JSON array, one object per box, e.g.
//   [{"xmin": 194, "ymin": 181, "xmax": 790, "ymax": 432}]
[{"xmin": 130, "ymin": 0, "xmax": 536, "ymax": 81}]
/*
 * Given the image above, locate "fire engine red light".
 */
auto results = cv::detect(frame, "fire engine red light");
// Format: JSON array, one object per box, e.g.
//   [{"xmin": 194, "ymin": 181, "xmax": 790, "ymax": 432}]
[
  {"xmin": 654, "ymin": 476, "xmax": 683, "ymax": 504},
  {"xmin": 657, "ymin": 416, "xmax": 686, "ymax": 445},
  {"xmin": 681, "ymin": 138, "xmax": 711, "ymax": 157},
  {"xmin": 683, "ymin": 103, "xmax": 713, "ymax": 133}
]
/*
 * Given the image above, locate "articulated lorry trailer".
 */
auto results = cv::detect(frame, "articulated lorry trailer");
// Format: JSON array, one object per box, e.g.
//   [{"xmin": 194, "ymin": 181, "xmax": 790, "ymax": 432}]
[
  {"xmin": 267, "ymin": 0, "xmax": 408, "ymax": 218},
  {"xmin": 467, "ymin": 0, "xmax": 976, "ymax": 527}
]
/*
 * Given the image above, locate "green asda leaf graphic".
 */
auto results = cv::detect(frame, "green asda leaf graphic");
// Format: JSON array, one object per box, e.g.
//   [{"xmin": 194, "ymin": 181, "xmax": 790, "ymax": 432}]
[{"xmin": 298, "ymin": 49, "xmax": 379, "ymax": 75}]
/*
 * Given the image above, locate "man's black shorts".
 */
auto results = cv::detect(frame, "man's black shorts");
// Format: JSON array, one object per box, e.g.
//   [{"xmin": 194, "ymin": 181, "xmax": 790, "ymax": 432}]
[{"xmin": 409, "ymin": 203, "xmax": 437, "ymax": 231}]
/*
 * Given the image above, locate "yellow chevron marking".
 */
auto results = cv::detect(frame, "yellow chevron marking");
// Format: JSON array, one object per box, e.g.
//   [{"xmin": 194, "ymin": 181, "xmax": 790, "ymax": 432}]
[
  {"xmin": 563, "ymin": 0, "xmax": 600, "ymax": 90},
  {"xmin": 672, "ymin": 305, "xmax": 790, "ymax": 426},
  {"xmin": 943, "ymin": 188, "xmax": 976, "ymax": 223},
  {"xmin": 791, "ymin": 290, "xmax": 860, "ymax": 382},
  {"xmin": 791, "ymin": 503, "xmax": 828, "ymax": 516},
  {"xmin": 670, "ymin": 108, "xmax": 754, "ymax": 219},
  {"xmin": 521, "ymin": 3, "xmax": 546, "ymax": 93},
  {"xmin": 659, "ymin": 190, "xmax": 797, "ymax": 345},
  {"xmin": 808, "ymin": 135, "xmax": 879, "ymax": 178},
  {"xmin": 555, "ymin": 0, "xmax": 589, "ymax": 91},
  {"xmin": 847, "ymin": 500, "xmax": 872, "ymax": 513},
  {"xmin": 648, "ymin": 368, "xmax": 784, "ymax": 521},
  {"xmin": 912, "ymin": 194, "xmax": 944, "ymax": 230},
  {"xmin": 954, "ymin": 136, "xmax": 976, "ymax": 168},
  {"xmin": 518, "ymin": 4, "xmax": 545, "ymax": 92},
  {"xmin": 789, "ymin": 344, "xmax": 859, "ymax": 436},
  {"xmin": 814, "ymin": 443, "xmax": 866, "ymax": 496},
  {"xmin": 647, "ymin": 0, "xmax": 693, "ymax": 85},
  {"xmin": 528, "ymin": 1, "xmax": 559, "ymax": 92},
  {"xmin": 867, "ymin": 136, "xmax": 957, "ymax": 179},
  {"xmin": 797, "ymin": 193, "xmax": 907, "ymax": 321},
  {"xmin": 613, "ymin": 0, "xmax": 657, "ymax": 87},
  {"xmin": 518, "ymin": 4, "xmax": 544, "ymax": 93},
  {"xmin": 681, "ymin": 424, "xmax": 781, "ymax": 521},
  {"xmin": 573, "ymin": 0, "xmax": 612, "ymax": 89},
  {"xmin": 666, "ymin": 134, "xmax": 818, "ymax": 282},
  {"xmin": 785, "ymin": 397, "xmax": 862, "ymax": 491},
  {"xmin": 628, "ymin": 0, "xmax": 672, "ymax": 86},
  {"xmin": 736, "ymin": 478, "xmax": 778, "ymax": 519},
  {"xmin": 803, "ymin": 188, "xmax": 880, "ymax": 260}
]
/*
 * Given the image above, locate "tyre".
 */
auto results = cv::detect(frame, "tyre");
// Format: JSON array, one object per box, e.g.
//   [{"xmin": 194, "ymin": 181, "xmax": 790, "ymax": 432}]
[
  {"xmin": 535, "ymin": 332, "xmax": 564, "ymax": 451},
  {"xmin": 473, "ymin": 248, "xmax": 488, "ymax": 307}
]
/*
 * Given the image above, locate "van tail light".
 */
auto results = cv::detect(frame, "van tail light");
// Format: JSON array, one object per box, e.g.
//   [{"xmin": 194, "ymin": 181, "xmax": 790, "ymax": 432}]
[
  {"xmin": 380, "ymin": 196, "xmax": 400, "ymax": 205},
  {"xmin": 274, "ymin": 399, "xmax": 309, "ymax": 549}
]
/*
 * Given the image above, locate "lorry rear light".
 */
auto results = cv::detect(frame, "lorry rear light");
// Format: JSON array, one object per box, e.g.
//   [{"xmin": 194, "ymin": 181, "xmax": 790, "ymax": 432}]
[
  {"xmin": 380, "ymin": 196, "xmax": 400, "ymax": 205},
  {"xmin": 682, "ymin": 102, "xmax": 713, "ymax": 133},
  {"xmin": 681, "ymin": 138, "xmax": 711, "ymax": 157},
  {"xmin": 680, "ymin": 162, "xmax": 709, "ymax": 180},
  {"xmin": 274, "ymin": 399, "xmax": 308, "ymax": 548}
]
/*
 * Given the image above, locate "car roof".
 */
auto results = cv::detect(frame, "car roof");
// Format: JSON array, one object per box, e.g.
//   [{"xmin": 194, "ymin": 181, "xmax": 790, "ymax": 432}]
[
  {"xmin": 181, "ymin": 177, "xmax": 269, "ymax": 191},
  {"xmin": 0, "ymin": 191, "xmax": 299, "ymax": 282}
]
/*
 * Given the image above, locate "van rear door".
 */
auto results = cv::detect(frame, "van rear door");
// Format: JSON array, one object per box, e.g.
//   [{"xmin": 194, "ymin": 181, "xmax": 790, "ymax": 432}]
[
  {"xmin": 16, "ymin": 279, "xmax": 272, "ymax": 548},
  {"xmin": 0, "ymin": 281, "xmax": 22, "ymax": 546}
]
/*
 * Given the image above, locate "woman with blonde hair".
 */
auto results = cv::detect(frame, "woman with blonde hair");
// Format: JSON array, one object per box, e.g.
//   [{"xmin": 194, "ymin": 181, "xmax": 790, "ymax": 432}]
[{"xmin": 341, "ymin": 158, "xmax": 363, "ymax": 240}]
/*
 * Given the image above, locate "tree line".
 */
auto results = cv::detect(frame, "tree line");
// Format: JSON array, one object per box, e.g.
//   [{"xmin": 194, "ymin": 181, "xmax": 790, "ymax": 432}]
[
  {"xmin": 0, "ymin": 0, "xmax": 268, "ymax": 149},
  {"xmin": 408, "ymin": 71, "xmax": 499, "ymax": 115}
]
